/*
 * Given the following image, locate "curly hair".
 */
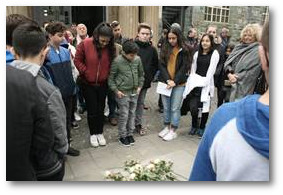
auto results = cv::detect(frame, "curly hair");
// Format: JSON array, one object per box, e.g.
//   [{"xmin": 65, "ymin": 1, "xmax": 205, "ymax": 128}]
[
  {"xmin": 240, "ymin": 23, "xmax": 262, "ymax": 43},
  {"xmin": 92, "ymin": 22, "xmax": 115, "ymax": 61},
  {"xmin": 45, "ymin": 22, "xmax": 67, "ymax": 35}
]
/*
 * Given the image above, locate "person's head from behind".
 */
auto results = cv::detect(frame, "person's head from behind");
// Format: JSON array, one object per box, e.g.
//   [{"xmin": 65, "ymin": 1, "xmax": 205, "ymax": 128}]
[
  {"xmin": 137, "ymin": 23, "xmax": 151, "ymax": 43},
  {"xmin": 110, "ymin": 20, "xmax": 122, "ymax": 39},
  {"xmin": 167, "ymin": 27, "xmax": 184, "ymax": 48},
  {"xmin": 240, "ymin": 23, "xmax": 261, "ymax": 44},
  {"xmin": 171, "ymin": 23, "xmax": 182, "ymax": 31},
  {"xmin": 77, "ymin": 23, "xmax": 87, "ymax": 38},
  {"xmin": 6, "ymin": 14, "xmax": 35, "ymax": 47},
  {"xmin": 258, "ymin": 21, "xmax": 269, "ymax": 85},
  {"xmin": 12, "ymin": 23, "xmax": 48, "ymax": 66},
  {"xmin": 93, "ymin": 22, "xmax": 114, "ymax": 49},
  {"xmin": 199, "ymin": 33, "xmax": 215, "ymax": 54},
  {"xmin": 122, "ymin": 39, "xmax": 139, "ymax": 61},
  {"xmin": 45, "ymin": 22, "xmax": 67, "ymax": 47}
]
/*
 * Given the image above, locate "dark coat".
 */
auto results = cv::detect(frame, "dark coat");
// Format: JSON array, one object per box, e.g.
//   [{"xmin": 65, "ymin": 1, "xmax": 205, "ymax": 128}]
[
  {"xmin": 159, "ymin": 48, "xmax": 190, "ymax": 85},
  {"xmin": 6, "ymin": 66, "xmax": 54, "ymax": 181},
  {"xmin": 135, "ymin": 40, "xmax": 159, "ymax": 89}
]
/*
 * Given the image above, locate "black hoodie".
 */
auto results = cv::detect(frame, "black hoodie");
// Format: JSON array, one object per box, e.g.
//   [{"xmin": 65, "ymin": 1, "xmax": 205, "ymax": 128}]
[{"xmin": 135, "ymin": 40, "xmax": 158, "ymax": 89}]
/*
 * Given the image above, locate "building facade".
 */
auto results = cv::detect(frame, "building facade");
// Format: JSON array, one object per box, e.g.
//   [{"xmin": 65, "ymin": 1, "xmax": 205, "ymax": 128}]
[
  {"xmin": 6, "ymin": 6, "xmax": 161, "ymax": 47},
  {"xmin": 184, "ymin": 6, "xmax": 269, "ymax": 43},
  {"xmin": 6, "ymin": 6, "xmax": 269, "ymax": 45}
]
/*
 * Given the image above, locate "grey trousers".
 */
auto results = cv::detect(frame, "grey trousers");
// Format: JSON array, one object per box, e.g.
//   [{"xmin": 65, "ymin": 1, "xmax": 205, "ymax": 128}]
[
  {"xmin": 116, "ymin": 95, "xmax": 138, "ymax": 138},
  {"xmin": 135, "ymin": 88, "xmax": 148, "ymax": 126}
]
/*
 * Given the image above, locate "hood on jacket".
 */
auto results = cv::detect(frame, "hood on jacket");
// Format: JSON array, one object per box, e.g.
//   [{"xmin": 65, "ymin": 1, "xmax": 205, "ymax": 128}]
[
  {"xmin": 236, "ymin": 95, "xmax": 269, "ymax": 159},
  {"xmin": 60, "ymin": 39, "xmax": 69, "ymax": 49},
  {"xmin": 10, "ymin": 60, "xmax": 40, "ymax": 77}
]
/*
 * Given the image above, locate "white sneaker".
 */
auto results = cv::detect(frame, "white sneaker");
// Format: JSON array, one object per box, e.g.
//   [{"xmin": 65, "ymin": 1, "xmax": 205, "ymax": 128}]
[
  {"xmin": 158, "ymin": 126, "xmax": 170, "ymax": 138},
  {"xmin": 163, "ymin": 130, "xmax": 177, "ymax": 141},
  {"xmin": 74, "ymin": 112, "xmax": 82, "ymax": 121},
  {"xmin": 90, "ymin": 135, "xmax": 99, "ymax": 147},
  {"xmin": 97, "ymin": 134, "xmax": 106, "ymax": 146}
]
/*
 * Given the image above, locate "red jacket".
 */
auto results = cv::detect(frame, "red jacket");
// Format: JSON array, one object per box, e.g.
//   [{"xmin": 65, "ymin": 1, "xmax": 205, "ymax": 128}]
[{"xmin": 74, "ymin": 38, "xmax": 110, "ymax": 85}]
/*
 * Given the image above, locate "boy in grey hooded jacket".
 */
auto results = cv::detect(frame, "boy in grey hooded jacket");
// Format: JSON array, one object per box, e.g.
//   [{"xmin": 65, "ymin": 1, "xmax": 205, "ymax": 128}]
[{"xmin": 11, "ymin": 22, "xmax": 68, "ymax": 180}]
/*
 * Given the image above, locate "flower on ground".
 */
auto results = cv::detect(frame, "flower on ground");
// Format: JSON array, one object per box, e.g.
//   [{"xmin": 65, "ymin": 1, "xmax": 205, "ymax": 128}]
[{"xmin": 105, "ymin": 159, "xmax": 176, "ymax": 181}]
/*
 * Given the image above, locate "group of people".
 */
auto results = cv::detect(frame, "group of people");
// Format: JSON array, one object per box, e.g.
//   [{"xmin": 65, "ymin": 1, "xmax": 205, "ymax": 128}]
[{"xmin": 6, "ymin": 13, "xmax": 269, "ymax": 181}]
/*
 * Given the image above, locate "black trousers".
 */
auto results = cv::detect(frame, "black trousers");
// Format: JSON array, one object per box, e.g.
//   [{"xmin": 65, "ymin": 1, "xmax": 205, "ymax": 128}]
[
  {"xmin": 188, "ymin": 94, "xmax": 209, "ymax": 129},
  {"xmin": 81, "ymin": 83, "xmax": 107, "ymax": 135},
  {"xmin": 107, "ymin": 88, "xmax": 118, "ymax": 119},
  {"xmin": 63, "ymin": 96, "xmax": 73, "ymax": 143},
  {"xmin": 216, "ymin": 85, "xmax": 225, "ymax": 107}
]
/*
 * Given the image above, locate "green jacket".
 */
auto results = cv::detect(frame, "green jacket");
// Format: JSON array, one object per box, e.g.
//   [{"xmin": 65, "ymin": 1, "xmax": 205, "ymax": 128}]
[{"xmin": 108, "ymin": 54, "xmax": 144, "ymax": 96}]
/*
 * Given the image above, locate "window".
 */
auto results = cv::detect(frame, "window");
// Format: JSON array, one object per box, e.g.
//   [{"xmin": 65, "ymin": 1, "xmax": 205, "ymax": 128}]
[
  {"xmin": 204, "ymin": 6, "xmax": 230, "ymax": 23},
  {"xmin": 262, "ymin": 7, "xmax": 269, "ymax": 24}
]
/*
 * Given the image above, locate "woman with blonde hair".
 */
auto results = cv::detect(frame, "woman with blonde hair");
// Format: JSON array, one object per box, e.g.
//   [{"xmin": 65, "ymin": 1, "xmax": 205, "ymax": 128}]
[{"xmin": 224, "ymin": 23, "xmax": 262, "ymax": 102}]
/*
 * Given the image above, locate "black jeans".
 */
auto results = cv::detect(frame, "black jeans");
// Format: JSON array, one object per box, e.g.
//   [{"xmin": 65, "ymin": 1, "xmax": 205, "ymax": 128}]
[
  {"xmin": 63, "ymin": 96, "xmax": 73, "ymax": 143},
  {"xmin": 107, "ymin": 88, "xmax": 117, "ymax": 119},
  {"xmin": 188, "ymin": 94, "xmax": 209, "ymax": 129},
  {"xmin": 216, "ymin": 85, "xmax": 225, "ymax": 107},
  {"xmin": 81, "ymin": 83, "xmax": 107, "ymax": 135}
]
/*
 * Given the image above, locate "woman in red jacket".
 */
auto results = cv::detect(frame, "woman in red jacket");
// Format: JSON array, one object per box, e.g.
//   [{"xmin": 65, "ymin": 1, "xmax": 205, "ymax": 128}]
[{"xmin": 74, "ymin": 22, "xmax": 115, "ymax": 148}]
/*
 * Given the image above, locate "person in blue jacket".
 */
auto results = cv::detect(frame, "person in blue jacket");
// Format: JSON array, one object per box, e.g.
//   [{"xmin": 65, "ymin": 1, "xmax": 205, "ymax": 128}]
[
  {"xmin": 189, "ymin": 21, "xmax": 269, "ymax": 181},
  {"xmin": 43, "ymin": 22, "xmax": 80, "ymax": 156}
]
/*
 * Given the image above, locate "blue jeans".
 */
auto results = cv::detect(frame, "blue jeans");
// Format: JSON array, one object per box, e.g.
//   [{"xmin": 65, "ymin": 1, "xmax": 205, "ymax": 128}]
[
  {"xmin": 116, "ymin": 95, "xmax": 138, "ymax": 138},
  {"xmin": 161, "ymin": 86, "xmax": 185, "ymax": 129}
]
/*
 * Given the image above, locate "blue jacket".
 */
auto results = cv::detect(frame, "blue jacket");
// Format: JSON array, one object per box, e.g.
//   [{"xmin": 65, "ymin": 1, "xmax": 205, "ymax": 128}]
[
  {"xmin": 6, "ymin": 50, "xmax": 14, "ymax": 64},
  {"xmin": 189, "ymin": 95, "xmax": 269, "ymax": 181},
  {"xmin": 42, "ymin": 45, "xmax": 75, "ymax": 98}
]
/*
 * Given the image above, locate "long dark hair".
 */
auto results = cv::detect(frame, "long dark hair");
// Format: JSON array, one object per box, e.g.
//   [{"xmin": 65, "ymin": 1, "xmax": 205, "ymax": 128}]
[
  {"xmin": 160, "ymin": 27, "xmax": 193, "ymax": 72},
  {"xmin": 198, "ymin": 33, "xmax": 216, "ymax": 56},
  {"xmin": 92, "ymin": 22, "xmax": 115, "ymax": 61}
]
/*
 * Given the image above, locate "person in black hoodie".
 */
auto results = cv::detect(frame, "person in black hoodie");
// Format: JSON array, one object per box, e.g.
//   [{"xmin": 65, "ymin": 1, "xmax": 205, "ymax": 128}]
[{"xmin": 134, "ymin": 23, "xmax": 158, "ymax": 135}]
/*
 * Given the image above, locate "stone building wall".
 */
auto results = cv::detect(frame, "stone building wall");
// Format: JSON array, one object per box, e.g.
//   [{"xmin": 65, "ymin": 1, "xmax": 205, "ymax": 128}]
[{"xmin": 183, "ymin": 6, "xmax": 268, "ymax": 44}]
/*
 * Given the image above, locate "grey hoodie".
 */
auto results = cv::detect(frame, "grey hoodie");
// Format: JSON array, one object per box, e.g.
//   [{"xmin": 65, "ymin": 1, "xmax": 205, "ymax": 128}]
[{"xmin": 11, "ymin": 60, "xmax": 68, "ymax": 165}]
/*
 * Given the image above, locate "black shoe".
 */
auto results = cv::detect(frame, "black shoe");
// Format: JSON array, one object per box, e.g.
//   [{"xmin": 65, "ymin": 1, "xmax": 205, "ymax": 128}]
[
  {"xmin": 119, "ymin": 137, "xmax": 130, "ymax": 147},
  {"xmin": 127, "ymin": 136, "xmax": 135, "ymax": 145},
  {"xmin": 197, "ymin": 128, "xmax": 205, "ymax": 139},
  {"xmin": 189, "ymin": 127, "xmax": 198, "ymax": 135},
  {"xmin": 67, "ymin": 147, "xmax": 80, "ymax": 156},
  {"xmin": 71, "ymin": 121, "xmax": 79, "ymax": 129}
]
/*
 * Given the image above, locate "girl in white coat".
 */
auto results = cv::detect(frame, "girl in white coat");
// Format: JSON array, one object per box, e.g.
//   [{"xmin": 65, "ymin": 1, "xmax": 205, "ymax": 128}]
[{"xmin": 186, "ymin": 34, "xmax": 219, "ymax": 138}]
